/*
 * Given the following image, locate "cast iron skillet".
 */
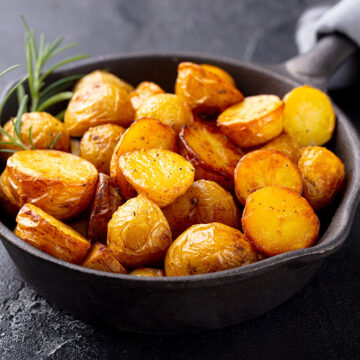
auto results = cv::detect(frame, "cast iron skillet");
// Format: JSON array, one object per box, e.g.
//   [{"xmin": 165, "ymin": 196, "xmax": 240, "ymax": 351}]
[{"xmin": 0, "ymin": 33, "xmax": 359, "ymax": 333}]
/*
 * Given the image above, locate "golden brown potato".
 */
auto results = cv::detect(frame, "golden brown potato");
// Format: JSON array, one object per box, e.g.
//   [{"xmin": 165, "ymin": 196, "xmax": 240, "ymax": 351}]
[
  {"xmin": 175, "ymin": 62, "xmax": 243, "ymax": 116},
  {"xmin": 0, "ymin": 169, "xmax": 20, "ymax": 218},
  {"xmin": 15, "ymin": 203, "xmax": 91, "ymax": 264},
  {"xmin": 242, "ymin": 186, "xmax": 319, "ymax": 256},
  {"xmin": 130, "ymin": 267, "xmax": 165, "ymax": 277},
  {"xmin": 7, "ymin": 150, "xmax": 98, "ymax": 220},
  {"xmin": 298, "ymin": 146, "xmax": 345, "ymax": 210},
  {"xmin": 165, "ymin": 223, "xmax": 257, "ymax": 276},
  {"xmin": 110, "ymin": 118, "xmax": 178, "ymax": 199},
  {"xmin": 217, "ymin": 95, "xmax": 284, "ymax": 148},
  {"xmin": 200, "ymin": 64, "xmax": 236, "ymax": 86},
  {"xmin": 234, "ymin": 149, "xmax": 303, "ymax": 205},
  {"xmin": 70, "ymin": 138, "xmax": 81, "ymax": 156},
  {"xmin": 135, "ymin": 93, "xmax": 193, "ymax": 133},
  {"xmin": 119, "ymin": 149, "xmax": 195, "ymax": 207},
  {"xmin": 107, "ymin": 194, "xmax": 172, "ymax": 268},
  {"xmin": 163, "ymin": 180, "xmax": 240, "ymax": 237},
  {"xmin": 82, "ymin": 242, "xmax": 127, "ymax": 273},
  {"xmin": 179, "ymin": 121, "xmax": 243, "ymax": 189},
  {"xmin": 283, "ymin": 85, "xmax": 335, "ymax": 146},
  {"xmin": 88, "ymin": 173, "xmax": 123, "ymax": 244},
  {"xmin": 129, "ymin": 81, "xmax": 165, "ymax": 111},
  {"xmin": 80, "ymin": 124, "xmax": 126, "ymax": 174}
]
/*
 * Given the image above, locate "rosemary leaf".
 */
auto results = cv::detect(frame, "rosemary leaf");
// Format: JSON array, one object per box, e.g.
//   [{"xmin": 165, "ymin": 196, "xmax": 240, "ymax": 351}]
[
  {"xmin": 29, "ymin": 125, "xmax": 35, "ymax": 149},
  {"xmin": 55, "ymin": 109, "xmax": 66, "ymax": 121},
  {"xmin": 0, "ymin": 149, "xmax": 17, "ymax": 154},
  {"xmin": 49, "ymin": 132, "xmax": 62, "ymax": 149},
  {"xmin": 37, "ymin": 91, "xmax": 73, "ymax": 112},
  {"xmin": 0, "ymin": 64, "xmax": 20, "ymax": 78},
  {"xmin": 14, "ymin": 95, "xmax": 28, "ymax": 139}
]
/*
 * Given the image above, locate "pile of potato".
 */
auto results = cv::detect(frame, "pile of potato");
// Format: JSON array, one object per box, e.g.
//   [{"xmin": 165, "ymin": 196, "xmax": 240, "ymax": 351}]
[{"xmin": 0, "ymin": 63, "xmax": 345, "ymax": 277}]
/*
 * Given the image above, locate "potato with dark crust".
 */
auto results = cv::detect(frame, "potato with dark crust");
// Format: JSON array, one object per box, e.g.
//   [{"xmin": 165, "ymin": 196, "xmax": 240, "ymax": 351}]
[
  {"xmin": 82, "ymin": 242, "xmax": 127, "ymax": 273},
  {"xmin": 130, "ymin": 267, "xmax": 165, "ymax": 277},
  {"xmin": 80, "ymin": 124, "xmax": 126, "ymax": 174},
  {"xmin": 15, "ymin": 203, "xmax": 91, "ymax": 264},
  {"xmin": 88, "ymin": 173, "xmax": 123, "ymax": 244},
  {"xmin": 165, "ymin": 222, "xmax": 257, "ymax": 276},
  {"xmin": 0, "ymin": 169, "xmax": 20, "ymax": 218},
  {"xmin": 179, "ymin": 121, "xmax": 243, "ymax": 189},
  {"xmin": 298, "ymin": 146, "xmax": 345, "ymax": 210},
  {"xmin": 242, "ymin": 186, "xmax": 319, "ymax": 256},
  {"xmin": 107, "ymin": 194, "xmax": 172, "ymax": 268},
  {"xmin": 163, "ymin": 180, "xmax": 240, "ymax": 238},
  {"xmin": 200, "ymin": 64, "xmax": 236, "ymax": 86},
  {"xmin": 6, "ymin": 150, "xmax": 98, "ymax": 220},
  {"xmin": 129, "ymin": 81, "xmax": 165, "ymax": 111},
  {"xmin": 234, "ymin": 149, "xmax": 303, "ymax": 205}
]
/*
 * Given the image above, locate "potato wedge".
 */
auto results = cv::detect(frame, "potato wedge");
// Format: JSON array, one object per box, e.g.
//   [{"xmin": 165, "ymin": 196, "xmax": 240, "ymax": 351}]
[
  {"xmin": 129, "ymin": 81, "xmax": 165, "ymax": 111},
  {"xmin": 88, "ymin": 173, "xmax": 123, "ymax": 244},
  {"xmin": 15, "ymin": 203, "xmax": 91, "ymax": 264},
  {"xmin": 130, "ymin": 267, "xmax": 165, "ymax": 277},
  {"xmin": 0, "ymin": 169, "xmax": 20, "ymax": 218},
  {"xmin": 234, "ymin": 149, "xmax": 303, "ymax": 205},
  {"xmin": 82, "ymin": 242, "xmax": 127, "ymax": 273},
  {"xmin": 298, "ymin": 146, "xmax": 345, "ymax": 209},
  {"xmin": 163, "ymin": 180, "xmax": 240, "ymax": 237},
  {"xmin": 217, "ymin": 95, "xmax": 284, "ymax": 148},
  {"xmin": 135, "ymin": 93, "xmax": 193, "ymax": 133},
  {"xmin": 175, "ymin": 62, "xmax": 243, "ymax": 116},
  {"xmin": 242, "ymin": 186, "xmax": 319, "ymax": 256},
  {"xmin": 7, "ymin": 150, "xmax": 98, "ymax": 220},
  {"xmin": 179, "ymin": 121, "xmax": 243, "ymax": 189},
  {"xmin": 119, "ymin": 149, "xmax": 195, "ymax": 207},
  {"xmin": 283, "ymin": 85, "xmax": 335, "ymax": 146},
  {"xmin": 107, "ymin": 194, "xmax": 172, "ymax": 268},
  {"xmin": 200, "ymin": 64, "xmax": 236, "ymax": 86},
  {"xmin": 80, "ymin": 124, "xmax": 126, "ymax": 174},
  {"xmin": 165, "ymin": 223, "xmax": 257, "ymax": 276}
]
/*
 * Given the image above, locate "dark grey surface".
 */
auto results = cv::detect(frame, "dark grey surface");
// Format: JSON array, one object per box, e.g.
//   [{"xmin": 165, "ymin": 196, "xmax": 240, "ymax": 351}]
[{"xmin": 1, "ymin": 0, "xmax": 360, "ymax": 359}]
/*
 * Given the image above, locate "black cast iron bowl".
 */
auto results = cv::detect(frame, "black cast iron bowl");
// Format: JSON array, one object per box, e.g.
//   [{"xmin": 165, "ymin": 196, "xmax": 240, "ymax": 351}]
[{"xmin": 0, "ymin": 34, "xmax": 359, "ymax": 333}]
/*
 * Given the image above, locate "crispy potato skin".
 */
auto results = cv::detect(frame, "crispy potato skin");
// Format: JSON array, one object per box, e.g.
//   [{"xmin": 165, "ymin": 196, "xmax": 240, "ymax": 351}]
[
  {"xmin": 135, "ymin": 93, "xmax": 193, "ymax": 133},
  {"xmin": 242, "ymin": 186, "xmax": 319, "ymax": 256},
  {"xmin": 163, "ymin": 180, "xmax": 240, "ymax": 237},
  {"xmin": 107, "ymin": 194, "xmax": 172, "ymax": 268},
  {"xmin": 200, "ymin": 64, "xmax": 236, "ymax": 86},
  {"xmin": 129, "ymin": 81, "xmax": 165, "ymax": 111},
  {"xmin": 7, "ymin": 150, "xmax": 98, "ymax": 220},
  {"xmin": 0, "ymin": 169, "xmax": 20, "ymax": 217},
  {"xmin": 298, "ymin": 146, "xmax": 345, "ymax": 210},
  {"xmin": 283, "ymin": 85, "xmax": 335, "ymax": 146},
  {"xmin": 175, "ymin": 62, "xmax": 243, "ymax": 116},
  {"xmin": 15, "ymin": 203, "xmax": 91, "ymax": 264},
  {"xmin": 234, "ymin": 149, "xmax": 303, "ymax": 205},
  {"xmin": 129, "ymin": 267, "xmax": 165, "ymax": 277},
  {"xmin": 88, "ymin": 173, "xmax": 123, "ymax": 244},
  {"xmin": 80, "ymin": 124, "xmax": 126, "ymax": 174},
  {"xmin": 119, "ymin": 149, "xmax": 195, "ymax": 207},
  {"xmin": 165, "ymin": 223, "xmax": 257, "ymax": 276},
  {"xmin": 82, "ymin": 242, "xmax": 127, "ymax": 273},
  {"xmin": 217, "ymin": 95, "xmax": 284, "ymax": 148}
]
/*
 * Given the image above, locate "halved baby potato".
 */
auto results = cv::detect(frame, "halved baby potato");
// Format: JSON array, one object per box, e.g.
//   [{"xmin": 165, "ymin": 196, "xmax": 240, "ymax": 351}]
[
  {"xmin": 200, "ymin": 64, "xmax": 236, "ymax": 86},
  {"xmin": 298, "ymin": 146, "xmax": 345, "ymax": 210},
  {"xmin": 179, "ymin": 121, "xmax": 243, "ymax": 189},
  {"xmin": 107, "ymin": 194, "xmax": 172, "ymax": 268},
  {"xmin": 242, "ymin": 186, "xmax": 319, "ymax": 256},
  {"xmin": 165, "ymin": 222, "xmax": 257, "ymax": 276},
  {"xmin": 0, "ymin": 169, "xmax": 20, "ymax": 218},
  {"xmin": 15, "ymin": 203, "xmax": 91, "ymax": 264},
  {"xmin": 130, "ymin": 267, "xmax": 165, "ymax": 277},
  {"xmin": 129, "ymin": 81, "xmax": 165, "ymax": 111},
  {"xmin": 119, "ymin": 149, "xmax": 195, "ymax": 207},
  {"xmin": 6, "ymin": 150, "xmax": 98, "ymax": 220},
  {"xmin": 283, "ymin": 85, "xmax": 335, "ymax": 146},
  {"xmin": 234, "ymin": 149, "xmax": 303, "ymax": 205},
  {"xmin": 217, "ymin": 95, "xmax": 284, "ymax": 148}
]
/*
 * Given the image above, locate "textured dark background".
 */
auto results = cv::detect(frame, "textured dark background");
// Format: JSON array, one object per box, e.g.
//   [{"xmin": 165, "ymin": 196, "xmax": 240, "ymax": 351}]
[{"xmin": 1, "ymin": 0, "xmax": 360, "ymax": 359}]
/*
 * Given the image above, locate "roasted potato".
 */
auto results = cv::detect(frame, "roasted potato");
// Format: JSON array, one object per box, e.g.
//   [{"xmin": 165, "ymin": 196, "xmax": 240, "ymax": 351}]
[
  {"xmin": 82, "ymin": 242, "xmax": 127, "ymax": 273},
  {"xmin": 175, "ymin": 62, "xmax": 243, "ymax": 116},
  {"xmin": 7, "ymin": 150, "xmax": 98, "ymax": 220},
  {"xmin": 130, "ymin": 267, "xmax": 165, "ymax": 277},
  {"xmin": 234, "ymin": 149, "xmax": 303, "ymax": 205},
  {"xmin": 165, "ymin": 222, "xmax": 257, "ymax": 276},
  {"xmin": 200, "ymin": 64, "xmax": 236, "ymax": 86},
  {"xmin": 107, "ymin": 194, "xmax": 172, "ymax": 268},
  {"xmin": 70, "ymin": 138, "xmax": 81, "ymax": 156},
  {"xmin": 298, "ymin": 146, "xmax": 345, "ymax": 210},
  {"xmin": 283, "ymin": 85, "xmax": 335, "ymax": 146},
  {"xmin": 80, "ymin": 124, "xmax": 126, "ymax": 174},
  {"xmin": 119, "ymin": 149, "xmax": 195, "ymax": 207},
  {"xmin": 129, "ymin": 81, "xmax": 165, "ymax": 111},
  {"xmin": 0, "ymin": 169, "xmax": 20, "ymax": 218},
  {"xmin": 242, "ymin": 186, "xmax": 319, "ymax": 256},
  {"xmin": 15, "ymin": 203, "xmax": 91, "ymax": 264},
  {"xmin": 135, "ymin": 93, "xmax": 193, "ymax": 133},
  {"xmin": 217, "ymin": 95, "xmax": 284, "ymax": 148},
  {"xmin": 163, "ymin": 180, "xmax": 240, "ymax": 237},
  {"xmin": 179, "ymin": 121, "xmax": 243, "ymax": 189},
  {"xmin": 88, "ymin": 173, "xmax": 123, "ymax": 244}
]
